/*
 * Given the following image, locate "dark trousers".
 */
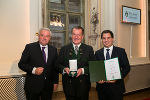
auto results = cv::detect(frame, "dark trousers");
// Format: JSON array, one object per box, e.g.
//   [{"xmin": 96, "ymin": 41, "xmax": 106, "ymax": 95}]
[
  {"xmin": 96, "ymin": 83, "xmax": 123, "ymax": 100},
  {"xmin": 63, "ymin": 75, "xmax": 90, "ymax": 100},
  {"xmin": 25, "ymin": 90, "xmax": 53, "ymax": 100}
]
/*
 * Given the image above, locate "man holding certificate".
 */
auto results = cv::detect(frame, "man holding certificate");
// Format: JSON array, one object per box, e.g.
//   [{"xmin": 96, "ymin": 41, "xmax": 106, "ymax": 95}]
[
  {"xmin": 57, "ymin": 26, "xmax": 94, "ymax": 100},
  {"xmin": 95, "ymin": 30, "xmax": 130, "ymax": 100}
]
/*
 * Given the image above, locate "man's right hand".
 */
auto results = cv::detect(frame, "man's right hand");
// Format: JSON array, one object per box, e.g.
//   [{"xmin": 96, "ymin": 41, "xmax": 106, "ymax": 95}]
[
  {"xmin": 35, "ymin": 67, "xmax": 44, "ymax": 75},
  {"xmin": 97, "ymin": 80, "xmax": 105, "ymax": 84},
  {"xmin": 64, "ymin": 68, "xmax": 70, "ymax": 75}
]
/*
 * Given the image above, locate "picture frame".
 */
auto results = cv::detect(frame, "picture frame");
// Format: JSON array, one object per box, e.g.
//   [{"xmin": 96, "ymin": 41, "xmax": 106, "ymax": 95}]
[{"xmin": 121, "ymin": 5, "xmax": 141, "ymax": 24}]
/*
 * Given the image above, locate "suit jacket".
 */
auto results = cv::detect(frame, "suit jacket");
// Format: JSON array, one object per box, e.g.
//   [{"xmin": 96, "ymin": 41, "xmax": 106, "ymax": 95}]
[
  {"xmin": 95, "ymin": 46, "xmax": 130, "ymax": 93},
  {"xmin": 57, "ymin": 43, "xmax": 94, "ymax": 95},
  {"xmin": 18, "ymin": 42, "xmax": 58, "ymax": 93},
  {"xmin": 58, "ymin": 43, "xmax": 95, "ymax": 75}
]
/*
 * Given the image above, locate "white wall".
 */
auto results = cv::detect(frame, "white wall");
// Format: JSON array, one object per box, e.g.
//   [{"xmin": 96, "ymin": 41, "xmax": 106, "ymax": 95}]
[
  {"xmin": 125, "ymin": 64, "xmax": 150, "ymax": 93},
  {"xmin": 0, "ymin": 0, "xmax": 42, "ymax": 76},
  {"xmin": 116, "ymin": 0, "xmax": 149, "ymax": 65},
  {"xmin": 115, "ymin": 0, "xmax": 150, "ymax": 92}
]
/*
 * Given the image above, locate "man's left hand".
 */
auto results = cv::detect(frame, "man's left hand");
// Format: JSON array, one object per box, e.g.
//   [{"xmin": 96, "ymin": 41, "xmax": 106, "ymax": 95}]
[
  {"xmin": 53, "ymin": 84, "xmax": 58, "ymax": 91},
  {"xmin": 76, "ymin": 68, "xmax": 82, "ymax": 77},
  {"xmin": 106, "ymin": 80, "xmax": 116, "ymax": 83}
]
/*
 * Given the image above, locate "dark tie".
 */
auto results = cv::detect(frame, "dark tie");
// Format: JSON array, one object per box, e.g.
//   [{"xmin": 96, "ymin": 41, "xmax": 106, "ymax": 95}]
[
  {"xmin": 42, "ymin": 47, "xmax": 46, "ymax": 63},
  {"xmin": 106, "ymin": 49, "xmax": 110, "ymax": 60},
  {"xmin": 75, "ymin": 46, "xmax": 78, "ymax": 55}
]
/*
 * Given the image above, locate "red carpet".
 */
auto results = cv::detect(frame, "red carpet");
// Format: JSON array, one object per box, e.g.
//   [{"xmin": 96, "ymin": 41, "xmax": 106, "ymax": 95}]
[{"xmin": 143, "ymin": 98, "xmax": 150, "ymax": 100}]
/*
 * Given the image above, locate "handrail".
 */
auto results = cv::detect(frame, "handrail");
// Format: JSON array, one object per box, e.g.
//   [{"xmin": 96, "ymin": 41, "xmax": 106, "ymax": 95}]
[{"xmin": 0, "ymin": 74, "xmax": 26, "ymax": 79}]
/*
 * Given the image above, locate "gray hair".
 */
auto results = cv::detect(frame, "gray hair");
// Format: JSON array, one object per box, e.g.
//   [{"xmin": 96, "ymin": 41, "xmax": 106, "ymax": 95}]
[{"xmin": 39, "ymin": 28, "xmax": 51, "ymax": 35}]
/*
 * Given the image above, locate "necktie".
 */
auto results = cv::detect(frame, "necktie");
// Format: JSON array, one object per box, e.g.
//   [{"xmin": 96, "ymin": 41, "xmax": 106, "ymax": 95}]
[
  {"xmin": 75, "ymin": 46, "xmax": 78, "ymax": 55},
  {"xmin": 42, "ymin": 47, "xmax": 46, "ymax": 63},
  {"xmin": 106, "ymin": 49, "xmax": 110, "ymax": 60}
]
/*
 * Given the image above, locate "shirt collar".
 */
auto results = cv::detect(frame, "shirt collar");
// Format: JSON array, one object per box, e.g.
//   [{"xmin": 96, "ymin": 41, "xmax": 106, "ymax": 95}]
[
  {"xmin": 104, "ymin": 45, "xmax": 113, "ymax": 51},
  {"xmin": 40, "ymin": 44, "xmax": 48, "ymax": 48},
  {"xmin": 72, "ymin": 43, "xmax": 81, "ymax": 49}
]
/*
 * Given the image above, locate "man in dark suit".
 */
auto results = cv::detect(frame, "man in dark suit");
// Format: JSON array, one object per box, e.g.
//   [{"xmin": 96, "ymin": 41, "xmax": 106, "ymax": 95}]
[
  {"xmin": 95, "ymin": 30, "xmax": 130, "ymax": 100},
  {"xmin": 18, "ymin": 28, "xmax": 59, "ymax": 100},
  {"xmin": 57, "ymin": 26, "xmax": 94, "ymax": 100}
]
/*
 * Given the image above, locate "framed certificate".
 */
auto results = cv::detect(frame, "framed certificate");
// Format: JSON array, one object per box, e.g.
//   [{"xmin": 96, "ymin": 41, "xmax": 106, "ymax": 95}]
[
  {"xmin": 89, "ymin": 57, "xmax": 122, "ymax": 82},
  {"xmin": 104, "ymin": 58, "xmax": 122, "ymax": 80}
]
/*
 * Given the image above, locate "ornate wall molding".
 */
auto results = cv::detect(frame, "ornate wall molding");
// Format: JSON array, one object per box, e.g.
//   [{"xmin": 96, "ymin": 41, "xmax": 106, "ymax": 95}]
[
  {"xmin": 85, "ymin": 0, "xmax": 101, "ymax": 50},
  {"xmin": 89, "ymin": 7, "xmax": 100, "ymax": 46}
]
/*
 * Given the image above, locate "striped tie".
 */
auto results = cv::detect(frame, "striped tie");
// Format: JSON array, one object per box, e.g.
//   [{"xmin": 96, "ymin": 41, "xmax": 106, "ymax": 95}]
[{"xmin": 75, "ymin": 46, "xmax": 78, "ymax": 55}]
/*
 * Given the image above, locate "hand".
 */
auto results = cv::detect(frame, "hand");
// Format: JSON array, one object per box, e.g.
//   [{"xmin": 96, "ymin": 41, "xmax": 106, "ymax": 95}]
[
  {"xmin": 97, "ymin": 80, "xmax": 105, "ymax": 84},
  {"xmin": 53, "ymin": 84, "xmax": 58, "ymax": 91},
  {"xmin": 64, "ymin": 68, "xmax": 70, "ymax": 75},
  {"xmin": 106, "ymin": 80, "xmax": 116, "ymax": 83},
  {"xmin": 76, "ymin": 68, "xmax": 82, "ymax": 77},
  {"xmin": 35, "ymin": 67, "xmax": 44, "ymax": 75}
]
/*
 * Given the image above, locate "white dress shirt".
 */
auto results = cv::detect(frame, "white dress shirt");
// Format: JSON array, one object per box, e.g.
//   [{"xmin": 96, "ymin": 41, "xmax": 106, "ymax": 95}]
[
  {"xmin": 73, "ymin": 43, "xmax": 81, "ymax": 51},
  {"xmin": 72, "ymin": 43, "xmax": 84, "ymax": 74},
  {"xmin": 40, "ymin": 44, "xmax": 48, "ymax": 63}
]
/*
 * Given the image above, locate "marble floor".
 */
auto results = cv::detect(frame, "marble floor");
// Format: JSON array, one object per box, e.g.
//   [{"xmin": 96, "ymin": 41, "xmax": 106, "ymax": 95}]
[
  {"xmin": 124, "ymin": 88, "xmax": 150, "ymax": 100},
  {"xmin": 52, "ymin": 88, "xmax": 150, "ymax": 100}
]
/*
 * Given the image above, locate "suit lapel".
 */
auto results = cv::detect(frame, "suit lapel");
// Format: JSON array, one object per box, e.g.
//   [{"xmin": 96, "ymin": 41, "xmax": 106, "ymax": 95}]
[
  {"xmin": 100, "ymin": 48, "xmax": 105, "ymax": 60},
  {"xmin": 78, "ymin": 43, "xmax": 84, "ymax": 59},
  {"xmin": 69, "ymin": 43, "xmax": 77, "ymax": 59},
  {"xmin": 111, "ymin": 46, "xmax": 117, "ymax": 58},
  {"xmin": 47, "ymin": 45, "xmax": 52, "ymax": 65},
  {"xmin": 36, "ymin": 42, "xmax": 44, "ymax": 59}
]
